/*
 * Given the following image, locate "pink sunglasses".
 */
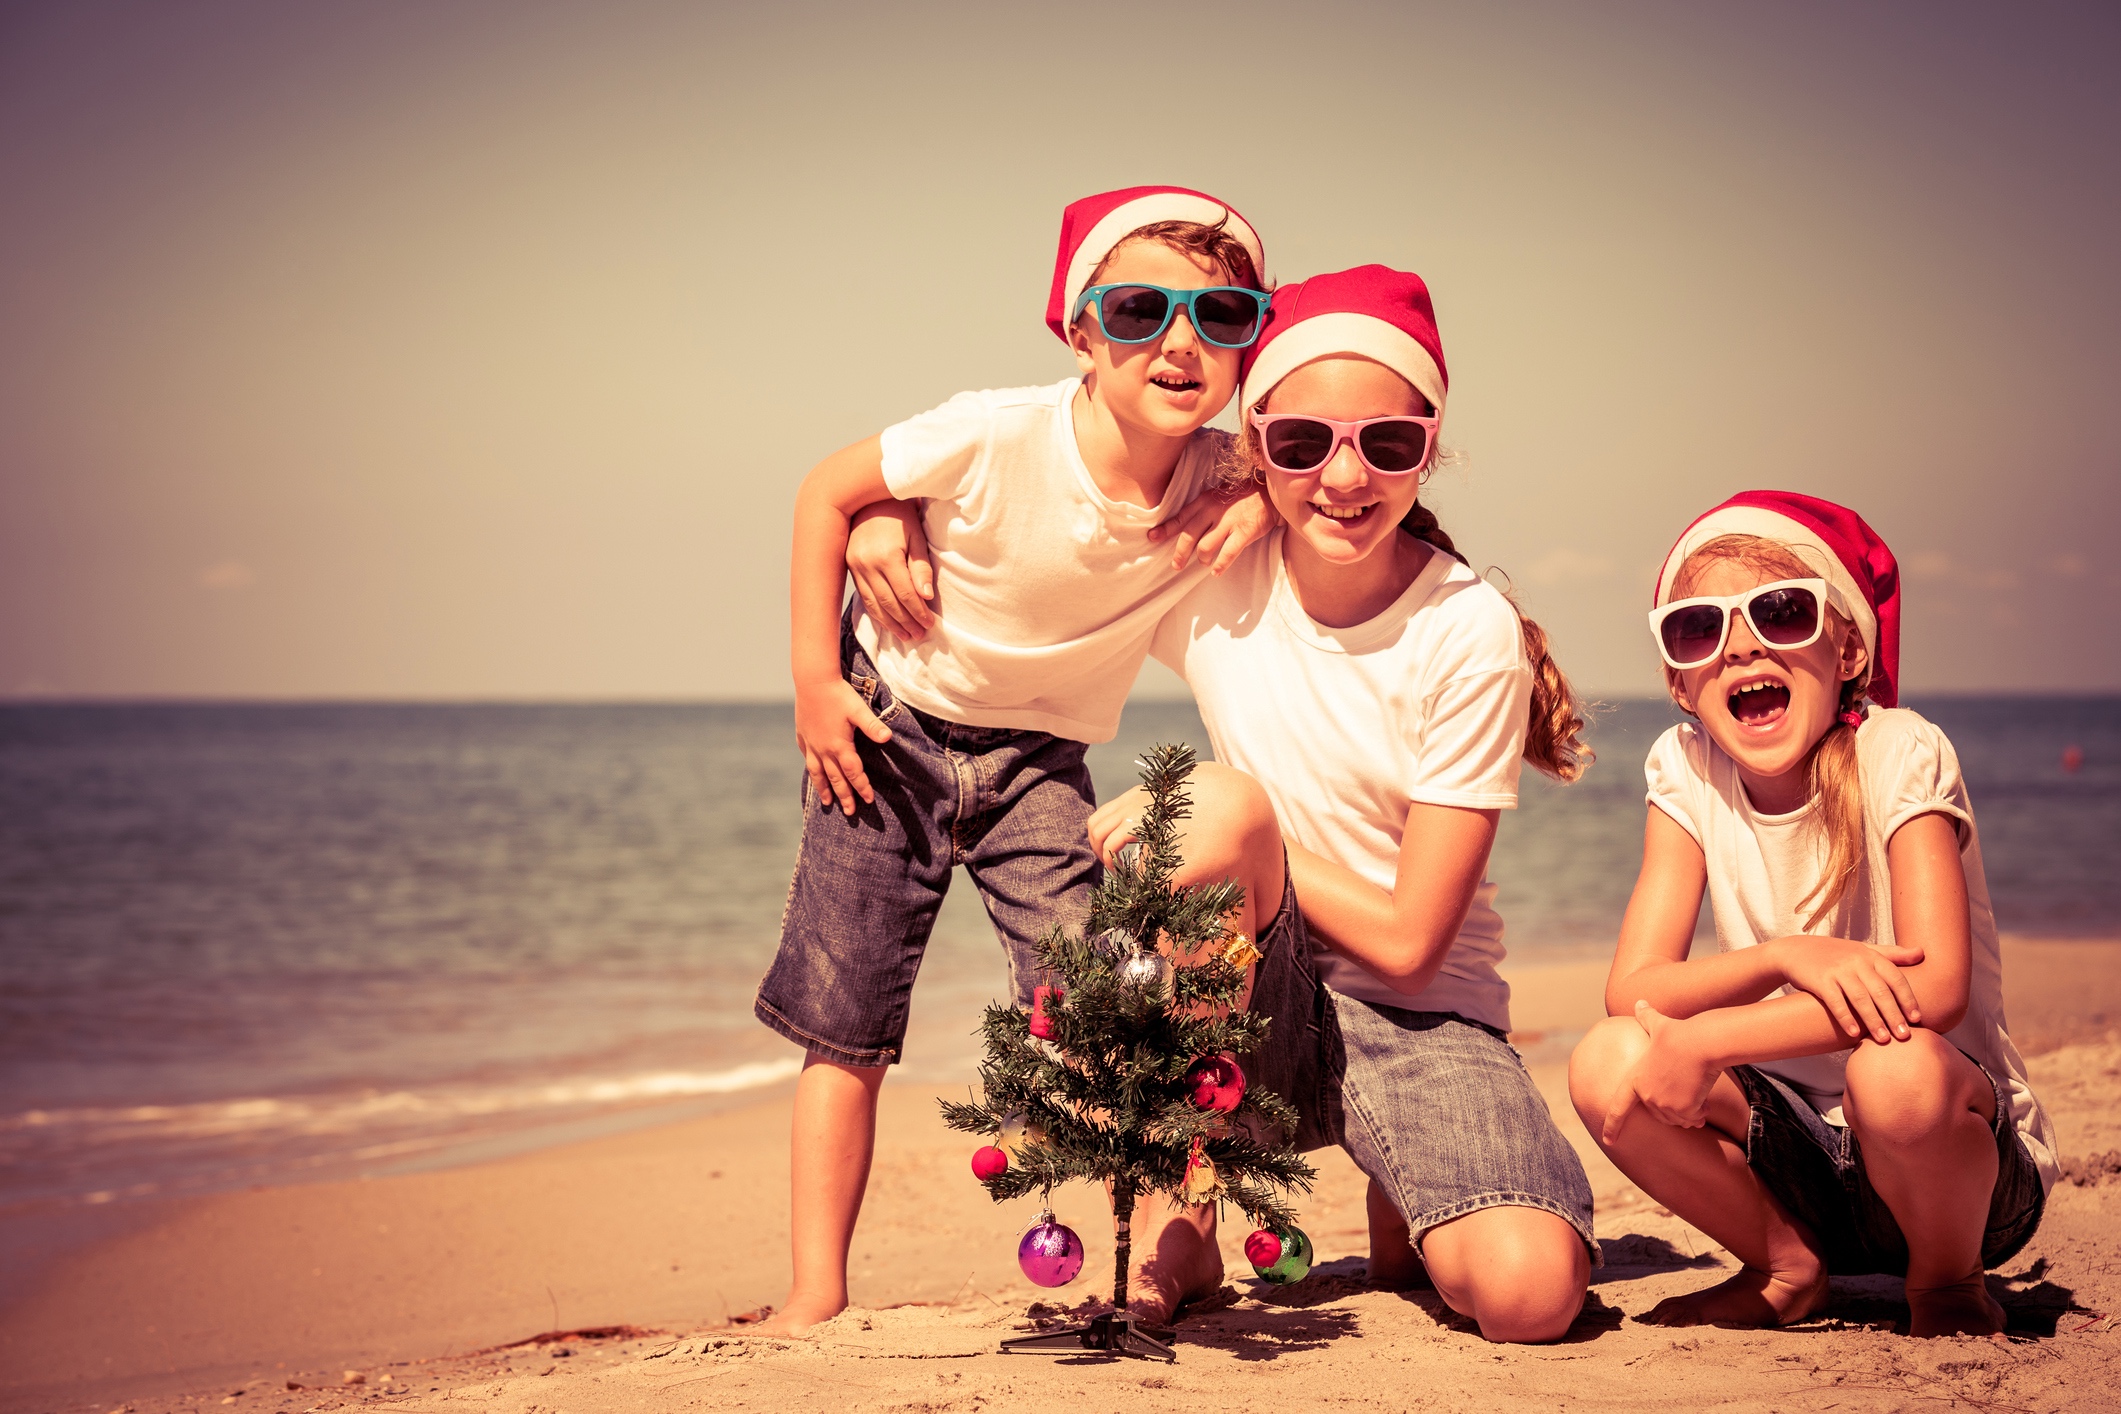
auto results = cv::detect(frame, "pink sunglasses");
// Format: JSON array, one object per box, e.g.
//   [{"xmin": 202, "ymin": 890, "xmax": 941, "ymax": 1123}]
[{"xmin": 1247, "ymin": 412, "xmax": 1439, "ymax": 477}]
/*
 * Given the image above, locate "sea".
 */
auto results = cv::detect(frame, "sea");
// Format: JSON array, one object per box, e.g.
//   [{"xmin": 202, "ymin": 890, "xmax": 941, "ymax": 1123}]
[{"xmin": 2, "ymin": 697, "xmax": 2116, "ymax": 1218}]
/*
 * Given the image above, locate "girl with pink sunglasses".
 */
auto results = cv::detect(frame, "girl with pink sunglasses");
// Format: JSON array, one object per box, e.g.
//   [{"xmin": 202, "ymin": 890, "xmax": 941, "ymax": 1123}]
[{"xmin": 1085, "ymin": 265, "xmax": 1601, "ymax": 1341}]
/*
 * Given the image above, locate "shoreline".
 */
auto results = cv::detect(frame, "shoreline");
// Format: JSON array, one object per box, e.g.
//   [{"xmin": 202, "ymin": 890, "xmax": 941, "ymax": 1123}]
[{"xmin": 6, "ymin": 936, "xmax": 2120, "ymax": 1411}]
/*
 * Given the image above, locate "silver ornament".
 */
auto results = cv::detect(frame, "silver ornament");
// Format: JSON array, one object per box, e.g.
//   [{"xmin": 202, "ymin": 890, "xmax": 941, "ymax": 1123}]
[{"xmin": 1116, "ymin": 947, "xmax": 1174, "ymax": 990}]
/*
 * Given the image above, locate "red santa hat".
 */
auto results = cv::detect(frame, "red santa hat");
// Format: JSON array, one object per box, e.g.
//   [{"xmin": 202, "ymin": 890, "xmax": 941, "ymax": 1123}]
[
  {"xmin": 1237, "ymin": 264, "xmax": 1449, "ymax": 416},
  {"xmin": 1652, "ymin": 490, "xmax": 1902, "ymax": 708},
  {"xmin": 1044, "ymin": 185, "xmax": 1266, "ymax": 343}
]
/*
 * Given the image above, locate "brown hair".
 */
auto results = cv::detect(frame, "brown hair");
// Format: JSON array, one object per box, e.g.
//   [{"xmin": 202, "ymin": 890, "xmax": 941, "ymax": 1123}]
[
  {"xmin": 1667, "ymin": 533, "xmax": 1870, "ymax": 928},
  {"xmin": 1080, "ymin": 217, "xmax": 1265, "ymax": 301},
  {"xmin": 1226, "ymin": 425, "xmax": 1591, "ymax": 783}
]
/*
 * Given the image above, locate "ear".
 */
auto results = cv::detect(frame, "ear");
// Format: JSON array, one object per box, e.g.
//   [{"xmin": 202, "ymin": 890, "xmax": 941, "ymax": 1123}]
[
  {"xmin": 1839, "ymin": 625, "xmax": 1870, "ymax": 684},
  {"xmin": 1664, "ymin": 667, "xmax": 1697, "ymax": 717},
  {"xmin": 1068, "ymin": 319, "xmax": 1100, "ymax": 380}
]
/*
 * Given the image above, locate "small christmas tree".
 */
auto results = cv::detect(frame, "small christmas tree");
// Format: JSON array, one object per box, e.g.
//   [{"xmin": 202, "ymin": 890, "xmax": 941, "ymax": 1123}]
[{"xmin": 942, "ymin": 744, "xmax": 1316, "ymax": 1360}]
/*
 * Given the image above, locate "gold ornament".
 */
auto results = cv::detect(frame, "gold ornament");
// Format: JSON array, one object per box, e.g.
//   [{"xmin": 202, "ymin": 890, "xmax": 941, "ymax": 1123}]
[
  {"xmin": 1180, "ymin": 1136, "xmax": 1221, "ymax": 1204},
  {"xmin": 1220, "ymin": 933, "xmax": 1262, "ymax": 971},
  {"xmin": 997, "ymin": 1111, "xmax": 1045, "ymax": 1159}
]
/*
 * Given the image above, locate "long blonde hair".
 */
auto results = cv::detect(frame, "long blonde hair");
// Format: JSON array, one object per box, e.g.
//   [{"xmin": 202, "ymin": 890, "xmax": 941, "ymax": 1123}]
[
  {"xmin": 1667, "ymin": 534, "xmax": 1869, "ymax": 928},
  {"xmin": 1226, "ymin": 426, "xmax": 1592, "ymax": 784}
]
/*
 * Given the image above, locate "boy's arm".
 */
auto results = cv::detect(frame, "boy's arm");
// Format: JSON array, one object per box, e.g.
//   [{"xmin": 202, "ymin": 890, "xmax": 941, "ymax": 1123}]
[
  {"xmin": 792, "ymin": 435, "xmax": 897, "ymax": 814},
  {"xmin": 1146, "ymin": 482, "xmax": 1279, "ymax": 573}
]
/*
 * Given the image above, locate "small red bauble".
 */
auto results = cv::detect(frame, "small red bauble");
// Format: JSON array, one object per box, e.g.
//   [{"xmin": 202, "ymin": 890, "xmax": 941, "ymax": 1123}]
[
  {"xmin": 971, "ymin": 1146, "xmax": 1009, "ymax": 1180},
  {"xmin": 1186, "ymin": 1054, "xmax": 1246, "ymax": 1113},
  {"xmin": 1243, "ymin": 1229, "xmax": 1283, "ymax": 1269}
]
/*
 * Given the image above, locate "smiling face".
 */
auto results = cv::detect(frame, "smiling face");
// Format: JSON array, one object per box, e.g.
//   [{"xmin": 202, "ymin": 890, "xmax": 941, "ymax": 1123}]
[
  {"xmin": 1069, "ymin": 238, "xmax": 1244, "ymax": 438},
  {"xmin": 1667, "ymin": 552, "xmax": 1870, "ymax": 810},
  {"xmin": 1255, "ymin": 355, "xmax": 1430, "ymax": 567}
]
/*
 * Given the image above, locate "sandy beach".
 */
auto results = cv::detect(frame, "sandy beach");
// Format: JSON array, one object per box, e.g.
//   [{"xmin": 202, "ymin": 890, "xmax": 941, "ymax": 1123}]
[{"xmin": 7, "ymin": 937, "xmax": 2121, "ymax": 1414}]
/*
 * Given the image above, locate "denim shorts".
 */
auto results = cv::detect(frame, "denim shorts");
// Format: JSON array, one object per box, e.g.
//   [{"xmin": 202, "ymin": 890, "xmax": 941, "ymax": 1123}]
[
  {"xmin": 1242, "ymin": 871, "xmax": 1598, "ymax": 1258},
  {"xmin": 753, "ymin": 618, "xmax": 1100, "ymax": 1067},
  {"xmin": 1730, "ymin": 1059, "xmax": 2047, "ymax": 1276}
]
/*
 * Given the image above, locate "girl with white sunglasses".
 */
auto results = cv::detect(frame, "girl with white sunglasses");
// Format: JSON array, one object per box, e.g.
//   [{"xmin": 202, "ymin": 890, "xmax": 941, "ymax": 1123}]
[{"xmin": 1568, "ymin": 493, "xmax": 2055, "ymax": 1338}]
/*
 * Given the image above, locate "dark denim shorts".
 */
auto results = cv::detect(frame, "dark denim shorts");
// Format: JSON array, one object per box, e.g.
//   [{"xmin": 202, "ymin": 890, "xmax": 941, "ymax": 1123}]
[
  {"xmin": 1730, "ymin": 1059, "xmax": 2047, "ymax": 1276},
  {"xmin": 1242, "ymin": 870, "xmax": 1598, "ymax": 1258},
  {"xmin": 753, "ymin": 618, "xmax": 1100, "ymax": 1067}
]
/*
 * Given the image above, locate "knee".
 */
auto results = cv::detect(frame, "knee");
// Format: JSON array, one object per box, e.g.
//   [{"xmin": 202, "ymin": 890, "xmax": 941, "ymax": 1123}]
[
  {"xmin": 1425, "ymin": 1211, "xmax": 1590, "ymax": 1344},
  {"xmin": 1842, "ymin": 1032, "xmax": 1977, "ymax": 1149},
  {"xmin": 1568, "ymin": 1016, "xmax": 1649, "ymax": 1132},
  {"xmin": 1459, "ymin": 1230, "xmax": 1589, "ymax": 1344},
  {"xmin": 1173, "ymin": 763, "xmax": 1281, "ymax": 877}
]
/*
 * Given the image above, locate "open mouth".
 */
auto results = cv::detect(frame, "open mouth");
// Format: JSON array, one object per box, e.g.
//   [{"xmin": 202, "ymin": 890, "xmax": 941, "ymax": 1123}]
[
  {"xmin": 1728, "ymin": 679, "xmax": 1791, "ymax": 726},
  {"xmin": 1150, "ymin": 374, "xmax": 1201, "ymax": 394},
  {"xmin": 1311, "ymin": 502, "xmax": 1375, "ymax": 526}
]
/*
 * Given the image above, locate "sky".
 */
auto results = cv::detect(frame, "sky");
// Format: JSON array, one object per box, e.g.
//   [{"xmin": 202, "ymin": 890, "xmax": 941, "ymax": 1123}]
[{"xmin": 2, "ymin": 0, "xmax": 2117, "ymax": 700}]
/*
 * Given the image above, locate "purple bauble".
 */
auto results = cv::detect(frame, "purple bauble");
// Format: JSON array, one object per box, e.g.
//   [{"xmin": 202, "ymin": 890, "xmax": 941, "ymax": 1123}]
[{"xmin": 1017, "ymin": 1217, "xmax": 1085, "ymax": 1288}]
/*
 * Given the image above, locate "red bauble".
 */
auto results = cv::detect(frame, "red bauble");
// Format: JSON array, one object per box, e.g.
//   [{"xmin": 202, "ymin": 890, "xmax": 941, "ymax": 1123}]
[
  {"xmin": 1243, "ymin": 1229, "xmax": 1283, "ymax": 1269},
  {"xmin": 1186, "ymin": 1054, "xmax": 1246, "ymax": 1113},
  {"xmin": 971, "ymin": 1146, "xmax": 1009, "ymax": 1180}
]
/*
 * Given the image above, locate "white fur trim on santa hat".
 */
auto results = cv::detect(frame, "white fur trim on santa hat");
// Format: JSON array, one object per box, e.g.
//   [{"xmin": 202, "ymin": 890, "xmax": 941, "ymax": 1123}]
[
  {"xmin": 1655, "ymin": 505, "xmax": 1879, "ymax": 662},
  {"xmin": 1240, "ymin": 312, "xmax": 1448, "ymax": 416},
  {"xmin": 1062, "ymin": 194, "xmax": 1264, "ymax": 329}
]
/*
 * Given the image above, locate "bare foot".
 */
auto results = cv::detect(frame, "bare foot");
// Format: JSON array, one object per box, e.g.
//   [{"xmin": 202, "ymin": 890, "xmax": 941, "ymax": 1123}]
[
  {"xmin": 1642, "ymin": 1263, "xmax": 1830, "ymax": 1328},
  {"xmin": 744, "ymin": 1298, "xmax": 833, "ymax": 1337},
  {"xmin": 1907, "ymin": 1277, "xmax": 2007, "ymax": 1338},
  {"xmin": 1127, "ymin": 1212, "xmax": 1224, "ymax": 1326}
]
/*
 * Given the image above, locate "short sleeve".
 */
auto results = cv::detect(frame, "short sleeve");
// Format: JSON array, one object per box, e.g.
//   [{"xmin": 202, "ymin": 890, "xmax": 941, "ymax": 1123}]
[
  {"xmin": 877, "ymin": 389, "xmax": 992, "ymax": 502},
  {"xmin": 1406, "ymin": 666, "xmax": 1533, "ymax": 809},
  {"xmin": 1644, "ymin": 724, "xmax": 1706, "ymax": 845},
  {"xmin": 1856, "ymin": 710, "xmax": 1975, "ymax": 849}
]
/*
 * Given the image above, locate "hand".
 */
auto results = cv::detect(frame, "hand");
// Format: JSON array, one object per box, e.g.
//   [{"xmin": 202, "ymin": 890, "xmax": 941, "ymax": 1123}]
[
  {"xmin": 1148, "ymin": 483, "xmax": 1279, "ymax": 574},
  {"xmin": 794, "ymin": 677, "xmax": 892, "ymax": 815},
  {"xmin": 1602, "ymin": 1002, "xmax": 1719, "ymax": 1144},
  {"xmin": 1772, "ymin": 936, "xmax": 1925, "ymax": 1044},
  {"xmin": 847, "ymin": 501, "xmax": 935, "ymax": 640},
  {"xmin": 1086, "ymin": 786, "xmax": 1152, "ymax": 864}
]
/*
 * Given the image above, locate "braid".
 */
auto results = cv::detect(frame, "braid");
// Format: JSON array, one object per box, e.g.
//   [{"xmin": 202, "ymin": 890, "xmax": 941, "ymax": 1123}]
[{"xmin": 1400, "ymin": 499, "xmax": 1466, "ymax": 565}]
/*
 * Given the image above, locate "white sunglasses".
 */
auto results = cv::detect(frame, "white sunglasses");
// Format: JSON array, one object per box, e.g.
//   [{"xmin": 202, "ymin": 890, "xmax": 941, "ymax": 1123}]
[{"xmin": 1647, "ymin": 577, "xmax": 1852, "ymax": 671}]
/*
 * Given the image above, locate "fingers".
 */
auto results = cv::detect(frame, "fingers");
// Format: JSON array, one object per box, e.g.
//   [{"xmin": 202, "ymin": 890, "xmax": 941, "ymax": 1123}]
[
  {"xmin": 801, "ymin": 743, "xmax": 831, "ymax": 814},
  {"xmin": 1633, "ymin": 1000, "xmax": 1669, "ymax": 1037},
  {"xmin": 909, "ymin": 554, "xmax": 935, "ymax": 606},
  {"xmin": 1205, "ymin": 521, "xmax": 1250, "ymax": 574},
  {"xmin": 1879, "ymin": 960, "xmax": 1922, "ymax": 1027},
  {"xmin": 878, "ymin": 557, "xmax": 936, "ymax": 638},
  {"xmin": 1601, "ymin": 1089, "xmax": 1636, "ymax": 1146},
  {"xmin": 1879, "ymin": 943, "xmax": 1926, "ymax": 967},
  {"xmin": 853, "ymin": 565, "xmax": 919, "ymax": 639},
  {"xmin": 1856, "ymin": 970, "xmax": 1912, "ymax": 1042},
  {"xmin": 1841, "ymin": 979, "xmax": 1894, "ymax": 1044},
  {"xmin": 1819, "ymin": 983, "xmax": 1865, "ymax": 1040}
]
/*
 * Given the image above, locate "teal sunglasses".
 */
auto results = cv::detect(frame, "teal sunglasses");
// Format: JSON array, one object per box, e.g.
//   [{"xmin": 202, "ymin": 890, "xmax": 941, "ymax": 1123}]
[{"xmin": 1072, "ymin": 283, "xmax": 1271, "ymax": 349}]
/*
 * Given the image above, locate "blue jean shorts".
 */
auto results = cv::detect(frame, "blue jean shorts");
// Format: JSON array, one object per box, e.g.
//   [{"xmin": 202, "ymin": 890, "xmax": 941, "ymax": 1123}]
[
  {"xmin": 753, "ymin": 617, "xmax": 1100, "ymax": 1067},
  {"xmin": 1242, "ymin": 871, "xmax": 1598, "ymax": 1258},
  {"xmin": 1730, "ymin": 1060, "xmax": 2047, "ymax": 1276}
]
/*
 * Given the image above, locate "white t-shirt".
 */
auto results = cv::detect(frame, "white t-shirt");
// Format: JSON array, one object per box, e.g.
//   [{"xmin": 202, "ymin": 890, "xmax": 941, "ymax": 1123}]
[
  {"xmin": 1645, "ymin": 709, "xmax": 2058, "ymax": 1190},
  {"xmin": 855, "ymin": 379, "xmax": 1221, "ymax": 744},
  {"xmin": 1152, "ymin": 530, "xmax": 1533, "ymax": 1031}
]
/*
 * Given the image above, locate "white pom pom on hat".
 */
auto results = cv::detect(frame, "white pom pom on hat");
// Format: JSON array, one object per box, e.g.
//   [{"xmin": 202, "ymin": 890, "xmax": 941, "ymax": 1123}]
[{"xmin": 1044, "ymin": 186, "xmax": 1266, "ymax": 343}]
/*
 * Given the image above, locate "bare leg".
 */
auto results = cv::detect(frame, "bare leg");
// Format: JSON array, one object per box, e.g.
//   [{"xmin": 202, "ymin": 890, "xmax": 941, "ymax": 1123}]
[
  {"xmin": 1366, "ymin": 1178, "xmax": 1426, "ymax": 1288},
  {"xmin": 753, "ymin": 1052, "xmax": 888, "ymax": 1335},
  {"xmin": 1568, "ymin": 1017, "xmax": 1829, "ymax": 1328},
  {"xmin": 1842, "ymin": 1033, "xmax": 2006, "ymax": 1338},
  {"xmin": 1419, "ymin": 1205, "xmax": 1589, "ymax": 1342}
]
